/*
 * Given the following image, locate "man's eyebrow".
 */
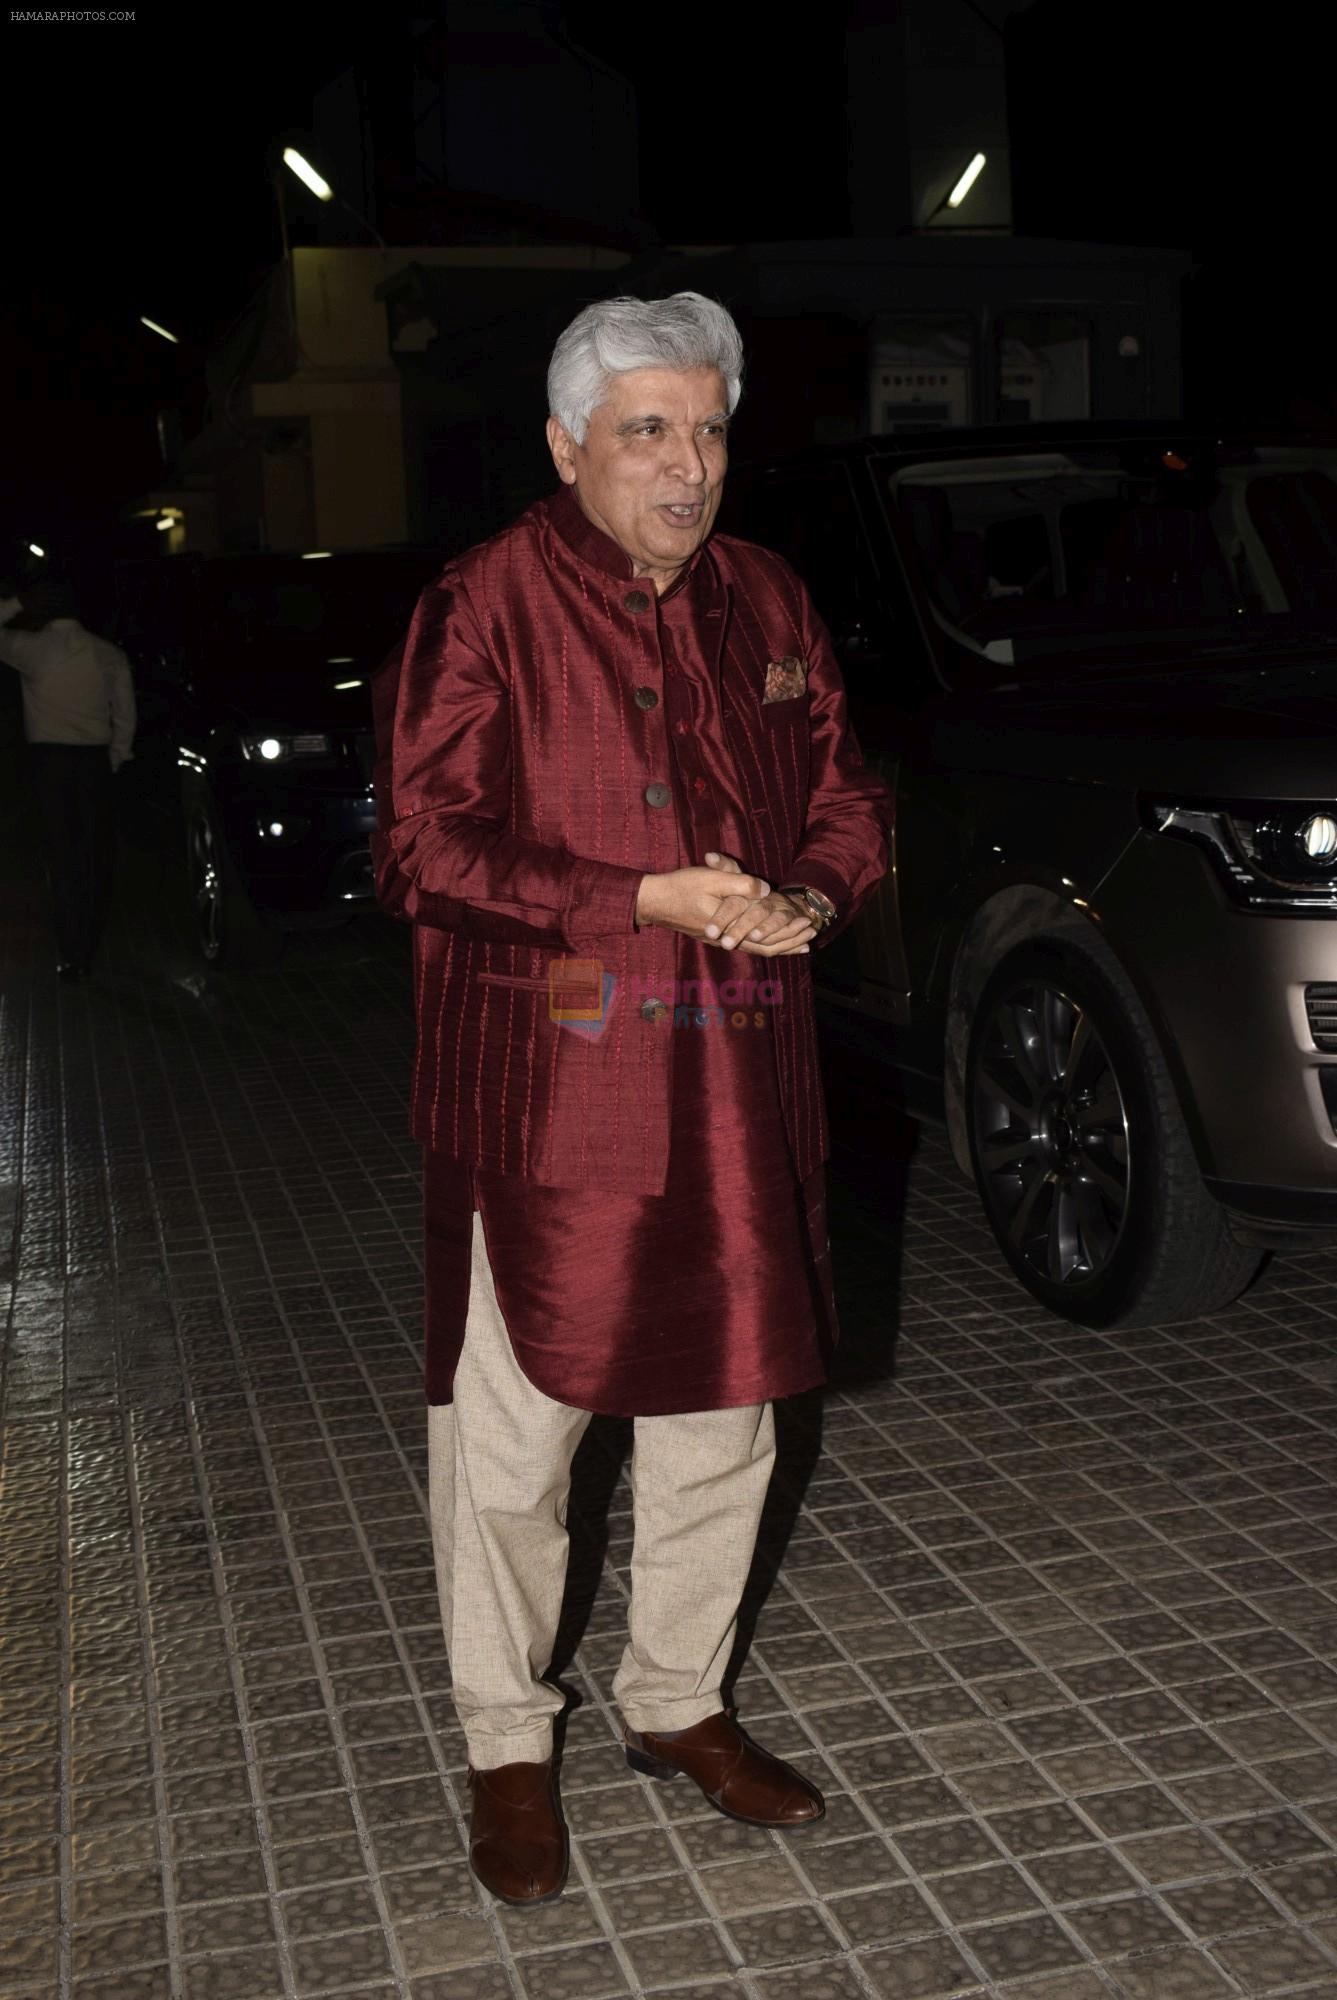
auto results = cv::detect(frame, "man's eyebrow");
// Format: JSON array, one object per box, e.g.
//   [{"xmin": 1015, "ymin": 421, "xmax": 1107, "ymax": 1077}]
[{"xmin": 614, "ymin": 411, "xmax": 731, "ymax": 433}]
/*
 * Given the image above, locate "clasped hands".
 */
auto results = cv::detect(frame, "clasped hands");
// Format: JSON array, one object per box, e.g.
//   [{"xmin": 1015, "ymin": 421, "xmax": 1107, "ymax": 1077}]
[{"xmin": 635, "ymin": 851, "xmax": 816, "ymax": 956}]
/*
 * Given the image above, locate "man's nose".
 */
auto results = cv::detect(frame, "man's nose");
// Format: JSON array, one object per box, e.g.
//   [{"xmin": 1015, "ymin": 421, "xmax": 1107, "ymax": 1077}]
[{"xmin": 666, "ymin": 437, "xmax": 708, "ymax": 484}]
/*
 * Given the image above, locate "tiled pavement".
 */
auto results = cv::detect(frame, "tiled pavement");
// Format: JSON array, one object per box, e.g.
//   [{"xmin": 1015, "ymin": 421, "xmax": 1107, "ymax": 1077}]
[{"xmin": 5, "ymin": 822, "xmax": 1337, "ymax": 2000}]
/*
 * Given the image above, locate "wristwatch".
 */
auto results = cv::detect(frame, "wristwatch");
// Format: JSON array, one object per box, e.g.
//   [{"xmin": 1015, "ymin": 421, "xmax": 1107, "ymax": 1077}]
[{"xmin": 779, "ymin": 883, "xmax": 838, "ymax": 933}]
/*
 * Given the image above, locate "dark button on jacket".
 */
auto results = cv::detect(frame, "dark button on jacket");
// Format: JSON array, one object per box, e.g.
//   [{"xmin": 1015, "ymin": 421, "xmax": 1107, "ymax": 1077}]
[
  {"xmin": 623, "ymin": 589, "xmax": 651, "ymax": 613},
  {"xmin": 644, "ymin": 782, "xmax": 671, "ymax": 808},
  {"xmin": 634, "ymin": 686, "xmax": 659, "ymax": 710}
]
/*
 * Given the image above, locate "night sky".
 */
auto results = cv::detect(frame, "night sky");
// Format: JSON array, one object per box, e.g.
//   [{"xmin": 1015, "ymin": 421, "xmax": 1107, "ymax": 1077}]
[{"xmin": 3, "ymin": 0, "xmax": 1334, "ymax": 569}]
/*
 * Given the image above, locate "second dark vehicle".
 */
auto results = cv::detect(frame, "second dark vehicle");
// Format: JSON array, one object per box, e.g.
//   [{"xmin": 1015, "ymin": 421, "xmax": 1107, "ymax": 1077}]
[{"xmin": 111, "ymin": 548, "xmax": 443, "ymax": 964}]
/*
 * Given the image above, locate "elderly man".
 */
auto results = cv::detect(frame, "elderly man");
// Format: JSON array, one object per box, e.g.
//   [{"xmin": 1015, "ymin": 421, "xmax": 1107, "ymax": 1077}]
[{"xmin": 374, "ymin": 291, "xmax": 891, "ymax": 1907}]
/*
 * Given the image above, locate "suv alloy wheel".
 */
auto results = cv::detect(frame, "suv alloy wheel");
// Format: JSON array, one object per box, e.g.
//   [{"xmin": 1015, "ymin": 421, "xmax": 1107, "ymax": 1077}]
[{"xmin": 966, "ymin": 933, "xmax": 1261, "ymax": 1328}]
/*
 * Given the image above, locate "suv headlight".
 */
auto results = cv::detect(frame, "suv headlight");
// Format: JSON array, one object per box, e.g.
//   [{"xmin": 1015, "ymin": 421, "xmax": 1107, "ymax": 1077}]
[
  {"xmin": 239, "ymin": 732, "xmax": 332, "ymax": 764},
  {"xmin": 1144, "ymin": 799, "xmax": 1337, "ymax": 910}
]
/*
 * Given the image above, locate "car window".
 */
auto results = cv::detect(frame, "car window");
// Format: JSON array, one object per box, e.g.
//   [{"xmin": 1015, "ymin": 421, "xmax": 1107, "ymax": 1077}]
[
  {"xmin": 878, "ymin": 443, "xmax": 1337, "ymax": 676},
  {"xmin": 205, "ymin": 566, "xmax": 432, "ymax": 663}
]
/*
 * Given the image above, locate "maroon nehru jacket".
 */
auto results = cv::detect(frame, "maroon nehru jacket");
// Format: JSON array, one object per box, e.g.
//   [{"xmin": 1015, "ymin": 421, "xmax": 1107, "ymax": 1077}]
[{"xmin": 371, "ymin": 483, "xmax": 892, "ymax": 1196}]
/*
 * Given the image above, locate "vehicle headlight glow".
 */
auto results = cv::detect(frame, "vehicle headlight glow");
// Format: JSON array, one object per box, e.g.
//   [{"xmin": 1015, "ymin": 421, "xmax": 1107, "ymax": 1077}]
[
  {"xmin": 1301, "ymin": 813, "xmax": 1337, "ymax": 862},
  {"xmin": 1145, "ymin": 798, "xmax": 1337, "ymax": 909},
  {"xmin": 239, "ymin": 732, "xmax": 333, "ymax": 764}
]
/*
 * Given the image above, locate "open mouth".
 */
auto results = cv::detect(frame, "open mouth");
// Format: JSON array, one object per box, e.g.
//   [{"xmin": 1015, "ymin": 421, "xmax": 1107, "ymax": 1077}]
[{"xmin": 659, "ymin": 502, "xmax": 704, "ymax": 527}]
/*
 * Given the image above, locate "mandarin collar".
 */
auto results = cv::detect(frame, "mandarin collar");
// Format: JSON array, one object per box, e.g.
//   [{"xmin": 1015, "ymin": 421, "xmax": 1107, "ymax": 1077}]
[{"xmin": 545, "ymin": 482, "xmax": 712, "ymax": 599}]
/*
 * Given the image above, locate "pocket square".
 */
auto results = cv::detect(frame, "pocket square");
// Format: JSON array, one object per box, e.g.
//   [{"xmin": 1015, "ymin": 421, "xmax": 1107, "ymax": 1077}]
[{"xmin": 763, "ymin": 655, "xmax": 808, "ymax": 703}]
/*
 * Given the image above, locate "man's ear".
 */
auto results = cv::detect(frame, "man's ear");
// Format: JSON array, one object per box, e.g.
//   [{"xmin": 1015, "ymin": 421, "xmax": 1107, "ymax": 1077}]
[{"xmin": 545, "ymin": 416, "xmax": 578, "ymax": 486}]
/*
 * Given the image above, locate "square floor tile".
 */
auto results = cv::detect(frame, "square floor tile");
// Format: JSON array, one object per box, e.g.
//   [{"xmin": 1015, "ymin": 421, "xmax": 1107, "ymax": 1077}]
[
  {"xmin": 0, "ymin": 1929, "xmax": 60, "ymax": 1985},
  {"xmin": 750, "ymin": 1962, "xmax": 869, "ymax": 2000},
  {"xmin": 931, "ymin": 1862, "xmax": 1040, "ymax": 1926},
  {"xmin": 69, "ymin": 1915, "xmax": 169, "ymax": 1978},
  {"xmin": 950, "ymin": 1761, "xmax": 1059, "ymax": 1812},
  {"xmin": 174, "ymin": 1850, "xmax": 269, "ymax": 1905},
  {"xmin": 620, "ymin": 1923, "xmax": 735, "ymax": 1988},
  {"xmin": 698, "ymin": 1855, "xmax": 806, "ymax": 1915},
  {"xmin": 1261, "ymin": 1856, "xmax": 1337, "ymax": 1918},
  {"xmin": 410, "ymin": 1969, "xmax": 513, "ymax": 2000},
  {"xmin": 1065, "ymin": 1895, "xmax": 1186, "ymax": 1957},
  {"xmin": 1119, "ymin": 1829, "xmax": 1235, "ymax": 1884},
  {"xmin": 74, "ymin": 1966, "xmax": 177, "ymax": 1999},
  {"xmin": 826, "ymin": 1884, "xmax": 940, "ymax": 1948},
  {"xmin": 395, "ymin": 1912, "xmax": 494, "ymax": 1975},
  {"xmin": 71, "ymin": 1868, "xmax": 165, "ymax": 1923},
  {"xmin": 511, "ymin": 1941, "xmax": 629, "ymax": 1999},
  {"xmin": 894, "ymin": 1818, "xmax": 999, "ymax": 1875},
  {"xmin": 858, "ymin": 1934, "xmax": 983, "ymax": 1998},
  {"xmin": 290, "ymin": 1926, "xmax": 395, "ymax": 1991},
  {"xmin": 1028, "ymin": 1843, "xmax": 1140, "ymax": 1904},
  {"xmin": 1216, "ymin": 1809, "xmax": 1329, "ymax": 1868},
  {"xmin": 498, "ymin": 1889, "xmax": 604, "ymax": 1951},
  {"xmin": 986, "ymin": 1803, "xmax": 1096, "ymax": 1856},
  {"xmin": 725, "ymin": 1905, "xmax": 843, "ymax": 1967},
  {"xmin": 1079, "ymin": 1785, "xmax": 1189, "ymax": 1837},
  {"xmin": 379, "ymin": 1861, "xmax": 475, "ymax": 1922},
  {"xmin": 604, "ymin": 1874, "xmax": 709, "ymax": 1933},
  {"xmin": 180, "ymin": 1947, "xmax": 286, "ymax": 2000},
  {"xmin": 962, "ymin": 1912, "xmax": 1085, "ymax": 1983},
  {"xmin": 282, "ymin": 1879, "xmax": 382, "ymax": 1937},
  {"xmin": 575, "ymin": 1827, "xmax": 682, "ymax": 1885},
  {"xmin": 1212, "ymin": 1926, "xmax": 1337, "ymax": 1990},
  {"xmin": 176, "ymin": 1898, "xmax": 276, "ymax": 1955}
]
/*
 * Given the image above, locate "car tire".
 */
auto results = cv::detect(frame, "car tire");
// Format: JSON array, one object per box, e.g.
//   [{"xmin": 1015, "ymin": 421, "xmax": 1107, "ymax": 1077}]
[
  {"xmin": 185, "ymin": 803, "xmax": 283, "ymax": 969},
  {"xmin": 965, "ymin": 931, "xmax": 1262, "ymax": 1329}
]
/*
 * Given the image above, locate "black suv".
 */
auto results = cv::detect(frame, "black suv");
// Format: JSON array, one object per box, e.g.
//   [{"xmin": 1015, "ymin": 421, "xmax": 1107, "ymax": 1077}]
[
  {"xmin": 110, "ymin": 548, "xmax": 443, "ymax": 963},
  {"xmin": 724, "ymin": 424, "xmax": 1337, "ymax": 1329}
]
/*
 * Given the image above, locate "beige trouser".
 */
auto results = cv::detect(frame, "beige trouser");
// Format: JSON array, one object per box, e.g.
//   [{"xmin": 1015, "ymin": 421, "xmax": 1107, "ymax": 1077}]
[{"xmin": 428, "ymin": 1210, "xmax": 777, "ymax": 1771}]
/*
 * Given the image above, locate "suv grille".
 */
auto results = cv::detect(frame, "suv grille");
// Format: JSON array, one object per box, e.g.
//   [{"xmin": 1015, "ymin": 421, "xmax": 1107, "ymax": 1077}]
[{"xmin": 1306, "ymin": 984, "xmax": 1337, "ymax": 1053}]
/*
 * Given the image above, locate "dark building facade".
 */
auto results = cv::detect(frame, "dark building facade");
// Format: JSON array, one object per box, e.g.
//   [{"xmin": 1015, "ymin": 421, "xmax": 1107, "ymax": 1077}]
[{"xmin": 376, "ymin": 233, "xmax": 1190, "ymax": 556}]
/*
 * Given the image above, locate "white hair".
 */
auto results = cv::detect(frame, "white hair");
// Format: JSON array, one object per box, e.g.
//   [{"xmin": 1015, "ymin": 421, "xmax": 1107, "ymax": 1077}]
[{"xmin": 547, "ymin": 291, "xmax": 744, "ymax": 444}]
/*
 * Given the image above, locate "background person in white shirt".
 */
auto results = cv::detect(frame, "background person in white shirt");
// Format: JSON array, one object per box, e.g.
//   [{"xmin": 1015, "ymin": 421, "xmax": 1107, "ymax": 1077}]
[{"xmin": 0, "ymin": 577, "xmax": 136, "ymax": 981}]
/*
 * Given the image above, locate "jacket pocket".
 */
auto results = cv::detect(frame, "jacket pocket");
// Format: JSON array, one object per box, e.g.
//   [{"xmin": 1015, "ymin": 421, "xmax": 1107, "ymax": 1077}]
[
  {"xmin": 473, "ymin": 970, "xmax": 550, "ymax": 989},
  {"xmin": 762, "ymin": 693, "xmax": 808, "ymax": 722}
]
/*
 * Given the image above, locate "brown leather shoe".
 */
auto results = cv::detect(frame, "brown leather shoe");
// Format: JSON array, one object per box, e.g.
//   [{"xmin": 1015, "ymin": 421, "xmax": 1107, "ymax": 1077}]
[
  {"xmin": 623, "ymin": 1711, "xmax": 825, "ymax": 1828},
  {"xmin": 467, "ymin": 1758, "xmax": 568, "ymax": 1905}
]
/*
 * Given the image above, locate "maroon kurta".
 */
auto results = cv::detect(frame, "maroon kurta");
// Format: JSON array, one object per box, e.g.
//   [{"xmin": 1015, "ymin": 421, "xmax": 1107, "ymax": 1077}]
[
  {"xmin": 375, "ymin": 483, "xmax": 893, "ymax": 1415},
  {"xmin": 422, "ymin": 553, "xmax": 836, "ymax": 1417}
]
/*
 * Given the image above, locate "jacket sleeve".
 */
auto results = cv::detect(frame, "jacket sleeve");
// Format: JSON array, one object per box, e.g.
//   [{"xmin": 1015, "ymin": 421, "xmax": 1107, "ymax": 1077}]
[
  {"xmin": 0, "ymin": 626, "xmax": 39, "ymax": 675},
  {"xmin": 783, "ymin": 574, "xmax": 894, "ymax": 950},
  {"xmin": 375, "ymin": 573, "xmax": 645, "ymax": 949}
]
